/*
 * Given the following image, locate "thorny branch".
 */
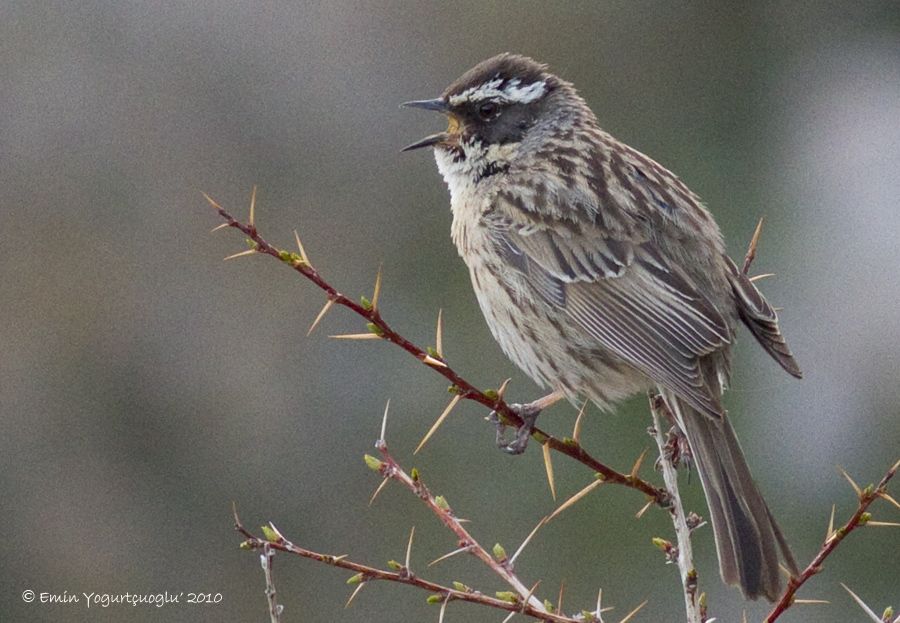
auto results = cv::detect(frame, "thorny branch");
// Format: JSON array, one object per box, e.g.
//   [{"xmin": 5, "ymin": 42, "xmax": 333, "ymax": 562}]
[
  {"xmin": 203, "ymin": 192, "xmax": 668, "ymax": 506},
  {"xmin": 648, "ymin": 395, "xmax": 702, "ymax": 623},
  {"xmin": 208, "ymin": 195, "xmax": 898, "ymax": 622},
  {"xmin": 232, "ymin": 433, "xmax": 651, "ymax": 623},
  {"xmin": 764, "ymin": 459, "xmax": 900, "ymax": 623}
]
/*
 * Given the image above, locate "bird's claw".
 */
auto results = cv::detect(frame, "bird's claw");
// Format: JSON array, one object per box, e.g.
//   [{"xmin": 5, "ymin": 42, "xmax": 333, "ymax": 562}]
[
  {"xmin": 490, "ymin": 403, "xmax": 542, "ymax": 455},
  {"xmin": 656, "ymin": 425, "xmax": 693, "ymax": 471}
]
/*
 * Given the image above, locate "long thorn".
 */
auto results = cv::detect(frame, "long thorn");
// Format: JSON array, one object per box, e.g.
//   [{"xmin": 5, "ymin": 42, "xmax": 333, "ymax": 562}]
[
  {"xmin": 522, "ymin": 581, "xmax": 541, "ymax": 611},
  {"xmin": 557, "ymin": 581, "xmax": 565, "ymax": 618},
  {"xmin": 510, "ymin": 516, "xmax": 547, "ymax": 566},
  {"xmin": 201, "ymin": 191, "xmax": 223, "ymax": 211},
  {"xmin": 427, "ymin": 545, "xmax": 471, "ymax": 567},
  {"xmin": 548, "ymin": 479, "xmax": 604, "ymax": 522},
  {"xmin": 223, "ymin": 249, "xmax": 257, "ymax": 261},
  {"xmin": 618, "ymin": 599, "xmax": 648, "ymax": 623},
  {"xmin": 380, "ymin": 399, "xmax": 390, "ymax": 441},
  {"xmin": 210, "ymin": 222, "xmax": 231, "ymax": 233},
  {"xmin": 630, "ymin": 448, "xmax": 649, "ymax": 479},
  {"xmin": 307, "ymin": 299, "xmax": 335, "ymax": 336},
  {"xmin": 345, "ymin": 582, "xmax": 366, "ymax": 608},
  {"xmin": 438, "ymin": 595, "xmax": 449, "ymax": 623},
  {"xmin": 422, "ymin": 354, "xmax": 448, "ymax": 368},
  {"xmin": 368, "ymin": 478, "xmax": 390, "ymax": 506},
  {"xmin": 435, "ymin": 309, "xmax": 444, "ymax": 358},
  {"xmin": 496, "ymin": 378, "xmax": 512, "ymax": 401},
  {"xmin": 878, "ymin": 491, "xmax": 900, "ymax": 511},
  {"xmin": 749, "ymin": 272, "xmax": 776, "ymax": 282},
  {"xmin": 249, "ymin": 185, "xmax": 257, "ymax": 226},
  {"xmin": 372, "ymin": 264, "xmax": 383, "ymax": 310},
  {"xmin": 635, "ymin": 499, "xmax": 655, "ymax": 520},
  {"xmin": 328, "ymin": 333, "xmax": 381, "ymax": 340},
  {"xmin": 405, "ymin": 526, "xmax": 415, "ymax": 569},
  {"xmin": 825, "ymin": 504, "xmax": 836, "ymax": 542},
  {"xmin": 837, "ymin": 465, "xmax": 862, "ymax": 496},
  {"xmin": 573, "ymin": 399, "xmax": 588, "ymax": 445},
  {"xmin": 841, "ymin": 584, "xmax": 882, "ymax": 622},
  {"xmin": 542, "ymin": 442, "xmax": 557, "ymax": 500},
  {"xmin": 293, "ymin": 229, "xmax": 310, "ymax": 264},
  {"xmin": 414, "ymin": 394, "xmax": 462, "ymax": 454}
]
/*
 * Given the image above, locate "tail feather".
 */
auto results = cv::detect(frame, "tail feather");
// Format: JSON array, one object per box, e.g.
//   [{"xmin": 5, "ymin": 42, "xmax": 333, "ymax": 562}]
[{"xmin": 661, "ymin": 389, "xmax": 798, "ymax": 601}]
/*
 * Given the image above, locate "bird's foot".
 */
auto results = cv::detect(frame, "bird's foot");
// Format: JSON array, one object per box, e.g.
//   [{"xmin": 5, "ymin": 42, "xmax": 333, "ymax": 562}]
[
  {"xmin": 489, "ymin": 402, "xmax": 542, "ymax": 455},
  {"xmin": 660, "ymin": 425, "xmax": 693, "ymax": 472}
]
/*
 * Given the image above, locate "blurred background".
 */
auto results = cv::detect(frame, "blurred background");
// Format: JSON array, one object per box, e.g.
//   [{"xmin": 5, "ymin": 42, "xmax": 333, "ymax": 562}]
[{"xmin": 1, "ymin": 2, "xmax": 898, "ymax": 621}]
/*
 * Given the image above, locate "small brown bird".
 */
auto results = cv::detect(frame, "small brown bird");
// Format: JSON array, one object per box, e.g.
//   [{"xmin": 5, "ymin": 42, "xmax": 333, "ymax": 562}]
[{"xmin": 402, "ymin": 53, "xmax": 801, "ymax": 601}]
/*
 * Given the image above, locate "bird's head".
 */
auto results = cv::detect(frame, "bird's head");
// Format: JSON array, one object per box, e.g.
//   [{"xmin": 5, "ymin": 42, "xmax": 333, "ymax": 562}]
[{"xmin": 402, "ymin": 54, "xmax": 586, "ymax": 183}]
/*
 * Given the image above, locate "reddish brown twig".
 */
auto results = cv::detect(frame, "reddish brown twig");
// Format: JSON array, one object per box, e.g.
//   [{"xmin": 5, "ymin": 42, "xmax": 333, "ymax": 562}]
[
  {"xmin": 764, "ymin": 459, "xmax": 900, "ymax": 622},
  {"xmin": 233, "ymin": 460, "xmax": 590, "ymax": 622},
  {"xmin": 204, "ymin": 193, "xmax": 668, "ymax": 506}
]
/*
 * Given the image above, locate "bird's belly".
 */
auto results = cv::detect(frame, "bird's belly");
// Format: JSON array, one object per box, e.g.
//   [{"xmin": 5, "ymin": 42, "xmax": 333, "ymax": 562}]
[{"xmin": 465, "ymin": 257, "xmax": 650, "ymax": 410}]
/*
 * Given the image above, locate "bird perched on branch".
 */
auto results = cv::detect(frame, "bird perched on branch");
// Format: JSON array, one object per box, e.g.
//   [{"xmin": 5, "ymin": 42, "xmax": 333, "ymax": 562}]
[{"xmin": 402, "ymin": 53, "xmax": 803, "ymax": 601}]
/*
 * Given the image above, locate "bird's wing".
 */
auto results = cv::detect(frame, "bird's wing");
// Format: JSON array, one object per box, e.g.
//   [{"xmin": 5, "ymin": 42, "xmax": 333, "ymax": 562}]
[
  {"xmin": 489, "ymin": 194, "xmax": 731, "ymax": 418},
  {"xmin": 725, "ymin": 257, "xmax": 803, "ymax": 379}
]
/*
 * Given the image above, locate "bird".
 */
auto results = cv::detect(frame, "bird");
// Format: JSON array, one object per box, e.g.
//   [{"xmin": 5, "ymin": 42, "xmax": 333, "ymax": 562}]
[{"xmin": 401, "ymin": 53, "xmax": 802, "ymax": 601}]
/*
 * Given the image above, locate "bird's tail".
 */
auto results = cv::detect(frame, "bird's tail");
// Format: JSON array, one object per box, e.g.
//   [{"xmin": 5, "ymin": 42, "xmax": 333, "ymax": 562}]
[{"xmin": 660, "ymin": 389, "xmax": 799, "ymax": 601}]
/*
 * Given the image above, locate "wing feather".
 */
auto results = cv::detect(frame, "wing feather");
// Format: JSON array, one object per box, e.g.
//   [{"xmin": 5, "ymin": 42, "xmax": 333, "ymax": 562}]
[{"xmin": 490, "ymin": 199, "xmax": 731, "ymax": 418}]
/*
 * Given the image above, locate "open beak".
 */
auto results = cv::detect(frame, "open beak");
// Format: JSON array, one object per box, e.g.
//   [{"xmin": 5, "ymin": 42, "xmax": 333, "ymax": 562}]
[{"xmin": 401, "ymin": 98, "xmax": 460, "ymax": 151}]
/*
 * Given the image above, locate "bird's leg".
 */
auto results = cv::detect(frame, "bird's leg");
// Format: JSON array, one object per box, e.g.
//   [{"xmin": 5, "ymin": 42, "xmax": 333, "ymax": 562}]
[
  {"xmin": 649, "ymin": 393, "xmax": 694, "ymax": 472},
  {"xmin": 663, "ymin": 426, "xmax": 693, "ymax": 472},
  {"xmin": 490, "ymin": 390, "xmax": 565, "ymax": 455}
]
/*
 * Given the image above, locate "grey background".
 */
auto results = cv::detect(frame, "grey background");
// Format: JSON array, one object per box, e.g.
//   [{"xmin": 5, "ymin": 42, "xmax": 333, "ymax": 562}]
[{"xmin": 1, "ymin": 1, "xmax": 898, "ymax": 621}]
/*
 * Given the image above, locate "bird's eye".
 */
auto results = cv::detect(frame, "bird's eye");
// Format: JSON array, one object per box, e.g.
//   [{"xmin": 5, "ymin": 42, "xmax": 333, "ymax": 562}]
[{"xmin": 478, "ymin": 101, "xmax": 499, "ymax": 120}]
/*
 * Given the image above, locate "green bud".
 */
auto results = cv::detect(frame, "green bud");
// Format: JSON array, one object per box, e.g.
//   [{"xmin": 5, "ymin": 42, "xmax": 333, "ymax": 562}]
[
  {"xmin": 364, "ymin": 454, "xmax": 383, "ymax": 471},
  {"xmin": 245, "ymin": 238, "xmax": 257, "ymax": 249},
  {"xmin": 495, "ymin": 591, "xmax": 517, "ymax": 603},
  {"xmin": 594, "ymin": 472, "xmax": 605, "ymax": 481},
  {"xmin": 366, "ymin": 322, "xmax": 384, "ymax": 336},
  {"xmin": 859, "ymin": 512, "xmax": 872, "ymax": 525},
  {"xmin": 346, "ymin": 573, "xmax": 364, "ymax": 585},
  {"xmin": 651, "ymin": 537, "xmax": 671, "ymax": 551},
  {"xmin": 278, "ymin": 250, "xmax": 292, "ymax": 262},
  {"xmin": 492, "ymin": 543, "xmax": 507, "ymax": 561},
  {"xmin": 581, "ymin": 611, "xmax": 596, "ymax": 621},
  {"xmin": 426, "ymin": 594, "xmax": 443, "ymax": 605},
  {"xmin": 447, "ymin": 384, "xmax": 462, "ymax": 394},
  {"xmin": 434, "ymin": 495, "xmax": 450, "ymax": 511},
  {"xmin": 410, "ymin": 467, "xmax": 420, "ymax": 481},
  {"xmin": 387, "ymin": 560, "xmax": 403, "ymax": 570},
  {"xmin": 483, "ymin": 389, "xmax": 499, "ymax": 400},
  {"xmin": 239, "ymin": 540, "xmax": 252, "ymax": 550},
  {"xmin": 452, "ymin": 581, "xmax": 468, "ymax": 592},
  {"xmin": 544, "ymin": 599, "xmax": 554, "ymax": 612},
  {"xmin": 882, "ymin": 606, "xmax": 893, "ymax": 620},
  {"xmin": 426, "ymin": 346, "xmax": 440, "ymax": 358},
  {"xmin": 360, "ymin": 296, "xmax": 372, "ymax": 311},
  {"xmin": 260, "ymin": 524, "xmax": 280, "ymax": 542}
]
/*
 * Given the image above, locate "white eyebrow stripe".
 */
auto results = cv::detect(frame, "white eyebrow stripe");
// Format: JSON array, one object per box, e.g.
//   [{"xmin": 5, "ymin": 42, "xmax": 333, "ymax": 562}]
[{"xmin": 448, "ymin": 79, "xmax": 547, "ymax": 106}]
